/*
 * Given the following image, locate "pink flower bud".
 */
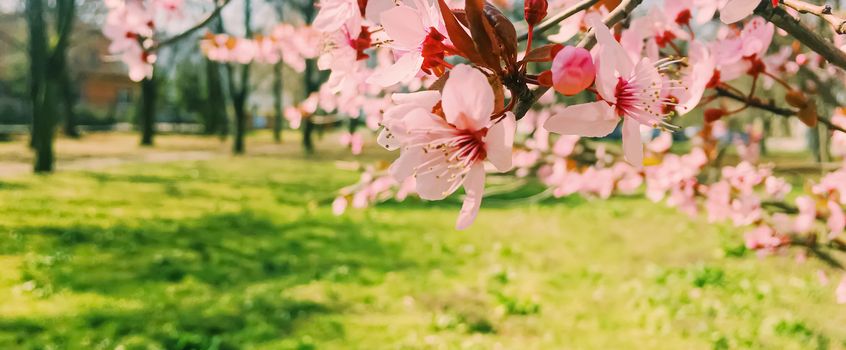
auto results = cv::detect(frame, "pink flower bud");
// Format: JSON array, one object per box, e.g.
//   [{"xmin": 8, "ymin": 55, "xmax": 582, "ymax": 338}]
[{"xmin": 551, "ymin": 46, "xmax": 595, "ymax": 96}]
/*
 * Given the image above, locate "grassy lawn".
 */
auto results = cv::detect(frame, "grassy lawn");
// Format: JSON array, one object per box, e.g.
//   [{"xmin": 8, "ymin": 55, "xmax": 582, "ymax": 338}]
[{"xmin": 0, "ymin": 135, "xmax": 844, "ymax": 349}]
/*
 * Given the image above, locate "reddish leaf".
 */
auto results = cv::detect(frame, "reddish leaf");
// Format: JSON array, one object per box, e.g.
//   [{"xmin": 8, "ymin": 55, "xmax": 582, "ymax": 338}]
[
  {"xmin": 452, "ymin": 9, "xmax": 470, "ymax": 28},
  {"xmin": 484, "ymin": 3, "xmax": 518, "ymax": 64},
  {"xmin": 436, "ymin": 0, "xmax": 484, "ymax": 65},
  {"xmin": 522, "ymin": 43, "xmax": 563, "ymax": 63},
  {"xmin": 487, "ymin": 74, "xmax": 505, "ymax": 110},
  {"xmin": 428, "ymin": 71, "xmax": 450, "ymax": 92},
  {"xmin": 465, "ymin": 0, "xmax": 502, "ymax": 71},
  {"xmin": 537, "ymin": 70, "xmax": 553, "ymax": 87},
  {"xmin": 785, "ymin": 90, "xmax": 809, "ymax": 109}
]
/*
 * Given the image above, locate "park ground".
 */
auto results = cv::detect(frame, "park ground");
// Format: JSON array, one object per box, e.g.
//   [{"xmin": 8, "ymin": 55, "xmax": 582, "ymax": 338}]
[{"xmin": 0, "ymin": 132, "xmax": 845, "ymax": 349}]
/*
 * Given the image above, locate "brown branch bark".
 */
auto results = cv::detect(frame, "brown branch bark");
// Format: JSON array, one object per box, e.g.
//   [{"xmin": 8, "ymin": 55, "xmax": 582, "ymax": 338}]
[
  {"xmin": 757, "ymin": 5, "xmax": 846, "ymax": 71},
  {"xmin": 782, "ymin": 0, "xmax": 846, "ymax": 34},
  {"xmin": 714, "ymin": 87, "xmax": 846, "ymax": 134}
]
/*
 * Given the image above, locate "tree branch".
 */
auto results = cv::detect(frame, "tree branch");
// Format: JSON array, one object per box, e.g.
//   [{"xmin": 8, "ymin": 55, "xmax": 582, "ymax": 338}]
[
  {"xmin": 151, "ymin": 0, "xmax": 232, "ymax": 51},
  {"xmin": 715, "ymin": 87, "xmax": 846, "ymax": 134},
  {"xmin": 757, "ymin": 5, "xmax": 846, "ymax": 71},
  {"xmin": 577, "ymin": 0, "xmax": 642, "ymax": 50},
  {"xmin": 517, "ymin": 0, "xmax": 599, "ymax": 41},
  {"xmin": 782, "ymin": 0, "xmax": 846, "ymax": 34}
]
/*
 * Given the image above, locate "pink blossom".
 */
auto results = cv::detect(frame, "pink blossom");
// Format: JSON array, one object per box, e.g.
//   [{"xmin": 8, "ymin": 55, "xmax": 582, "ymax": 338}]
[
  {"xmin": 730, "ymin": 194, "xmax": 762, "ymax": 226},
  {"xmin": 831, "ymin": 109, "xmax": 846, "ymax": 157},
  {"xmin": 668, "ymin": 180, "xmax": 699, "ymax": 217},
  {"xmin": 705, "ymin": 181, "xmax": 732, "ymax": 222},
  {"xmin": 764, "ymin": 176, "xmax": 791, "ymax": 200},
  {"xmin": 553, "ymin": 135, "xmax": 580, "ymax": 157},
  {"xmin": 613, "ymin": 162, "xmax": 643, "ymax": 194},
  {"xmin": 818, "ymin": 270, "xmax": 830, "ymax": 285},
  {"xmin": 547, "ymin": 159, "xmax": 583, "ymax": 197},
  {"xmin": 744, "ymin": 225, "xmax": 784, "ymax": 255},
  {"xmin": 795, "ymin": 195, "xmax": 817, "ymax": 234},
  {"xmin": 646, "ymin": 132, "xmax": 672, "ymax": 154},
  {"xmin": 838, "ymin": 276, "xmax": 846, "ymax": 304},
  {"xmin": 381, "ymin": 65, "xmax": 516, "ymax": 229},
  {"xmin": 366, "ymin": 0, "xmax": 449, "ymax": 87},
  {"xmin": 340, "ymin": 132, "xmax": 365, "ymax": 155},
  {"xmin": 828, "ymin": 200, "xmax": 845, "ymax": 238},
  {"xmin": 580, "ymin": 166, "xmax": 616, "ymax": 199},
  {"xmin": 313, "ymin": 0, "xmax": 362, "ymax": 33},
  {"xmin": 814, "ymin": 168, "xmax": 846, "ymax": 205},
  {"xmin": 332, "ymin": 196, "xmax": 348, "ymax": 215},
  {"xmin": 721, "ymin": 162, "xmax": 769, "ymax": 194},
  {"xmin": 675, "ymin": 41, "xmax": 715, "ymax": 115},
  {"xmin": 719, "ymin": 0, "xmax": 761, "ymax": 24},
  {"xmin": 544, "ymin": 17, "xmax": 678, "ymax": 166}
]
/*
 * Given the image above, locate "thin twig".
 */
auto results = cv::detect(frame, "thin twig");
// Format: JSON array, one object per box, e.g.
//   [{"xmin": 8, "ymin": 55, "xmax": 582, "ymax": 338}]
[
  {"xmin": 517, "ymin": 0, "xmax": 599, "ymax": 41},
  {"xmin": 151, "ymin": 0, "xmax": 232, "ymax": 51},
  {"xmin": 782, "ymin": 0, "xmax": 846, "ymax": 34},
  {"xmin": 577, "ymin": 0, "xmax": 642, "ymax": 49},
  {"xmin": 714, "ymin": 87, "xmax": 846, "ymax": 134}
]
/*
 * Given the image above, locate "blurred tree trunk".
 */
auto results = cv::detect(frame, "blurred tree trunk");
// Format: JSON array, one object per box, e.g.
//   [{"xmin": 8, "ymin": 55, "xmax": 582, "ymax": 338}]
[
  {"xmin": 230, "ymin": 65, "xmax": 250, "ymax": 154},
  {"xmin": 273, "ymin": 62, "xmax": 284, "ymax": 143},
  {"xmin": 226, "ymin": 0, "xmax": 252, "ymax": 155},
  {"xmin": 60, "ymin": 68, "xmax": 80, "ymax": 138},
  {"xmin": 27, "ymin": 0, "xmax": 75, "ymax": 173},
  {"xmin": 301, "ymin": 0, "xmax": 318, "ymax": 154},
  {"xmin": 205, "ymin": 58, "xmax": 229, "ymax": 137},
  {"xmin": 139, "ymin": 73, "xmax": 157, "ymax": 146}
]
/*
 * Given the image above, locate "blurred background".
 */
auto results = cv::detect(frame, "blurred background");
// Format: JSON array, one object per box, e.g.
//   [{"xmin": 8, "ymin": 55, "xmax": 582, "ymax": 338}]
[{"xmin": 1, "ymin": 0, "xmax": 846, "ymax": 349}]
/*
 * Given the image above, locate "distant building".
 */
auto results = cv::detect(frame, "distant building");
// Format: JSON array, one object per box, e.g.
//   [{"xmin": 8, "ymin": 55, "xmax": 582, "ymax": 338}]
[{"xmin": 0, "ymin": 13, "xmax": 138, "ymax": 124}]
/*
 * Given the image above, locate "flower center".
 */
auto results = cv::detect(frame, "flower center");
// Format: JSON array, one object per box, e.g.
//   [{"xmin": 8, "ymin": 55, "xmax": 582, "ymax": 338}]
[
  {"xmin": 421, "ymin": 28, "xmax": 452, "ymax": 76},
  {"xmin": 349, "ymin": 26, "xmax": 372, "ymax": 61}
]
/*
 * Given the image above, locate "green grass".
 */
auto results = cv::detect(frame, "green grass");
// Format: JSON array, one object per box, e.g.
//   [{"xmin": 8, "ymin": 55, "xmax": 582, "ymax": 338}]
[{"xmin": 0, "ymin": 150, "xmax": 845, "ymax": 349}]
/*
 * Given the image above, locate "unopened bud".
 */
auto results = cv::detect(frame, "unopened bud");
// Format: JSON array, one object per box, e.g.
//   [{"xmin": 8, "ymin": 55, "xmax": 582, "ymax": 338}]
[
  {"xmin": 704, "ymin": 108, "xmax": 726, "ymax": 123},
  {"xmin": 524, "ymin": 0, "xmax": 548, "ymax": 27},
  {"xmin": 798, "ymin": 104, "xmax": 818, "ymax": 127},
  {"xmin": 551, "ymin": 46, "xmax": 595, "ymax": 96},
  {"xmin": 785, "ymin": 90, "xmax": 808, "ymax": 109}
]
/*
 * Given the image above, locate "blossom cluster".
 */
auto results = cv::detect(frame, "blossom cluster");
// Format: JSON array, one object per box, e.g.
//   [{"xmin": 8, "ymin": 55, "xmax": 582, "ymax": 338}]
[
  {"xmin": 103, "ymin": 0, "xmax": 165, "ymax": 81},
  {"xmin": 199, "ymin": 24, "xmax": 321, "ymax": 71}
]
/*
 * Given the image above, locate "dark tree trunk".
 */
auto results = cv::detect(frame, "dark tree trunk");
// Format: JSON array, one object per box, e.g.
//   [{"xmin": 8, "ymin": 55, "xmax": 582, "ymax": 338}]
[
  {"xmin": 272, "ymin": 62, "xmax": 283, "ymax": 143},
  {"xmin": 26, "ymin": 0, "xmax": 54, "ymax": 173},
  {"xmin": 232, "ymin": 90, "xmax": 247, "ymax": 154},
  {"xmin": 301, "ymin": 0, "xmax": 318, "ymax": 154},
  {"xmin": 205, "ymin": 58, "xmax": 228, "ymax": 137},
  {"xmin": 227, "ymin": 0, "xmax": 251, "ymax": 154},
  {"xmin": 140, "ymin": 75, "xmax": 157, "ymax": 146},
  {"xmin": 301, "ymin": 59, "xmax": 319, "ymax": 154},
  {"xmin": 60, "ymin": 68, "xmax": 80, "ymax": 138}
]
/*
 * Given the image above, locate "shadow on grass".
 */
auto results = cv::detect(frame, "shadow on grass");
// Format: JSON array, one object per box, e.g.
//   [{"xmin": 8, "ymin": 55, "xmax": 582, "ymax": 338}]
[
  {"xmin": 1, "ymin": 210, "xmax": 411, "ymax": 349},
  {"xmin": 374, "ymin": 181, "xmax": 592, "ymax": 210}
]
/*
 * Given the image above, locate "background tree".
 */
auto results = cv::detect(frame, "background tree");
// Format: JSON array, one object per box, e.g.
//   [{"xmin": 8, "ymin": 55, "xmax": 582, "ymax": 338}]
[
  {"xmin": 25, "ymin": 0, "xmax": 75, "ymax": 172},
  {"xmin": 223, "ymin": 0, "xmax": 253, "ymax": 155}
]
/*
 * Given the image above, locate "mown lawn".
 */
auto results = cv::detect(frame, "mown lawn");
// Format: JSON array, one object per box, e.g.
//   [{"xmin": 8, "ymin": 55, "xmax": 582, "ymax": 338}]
[{"xmin": 0, "ymin": 143, "xmax": 844, "ymax": 349}]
